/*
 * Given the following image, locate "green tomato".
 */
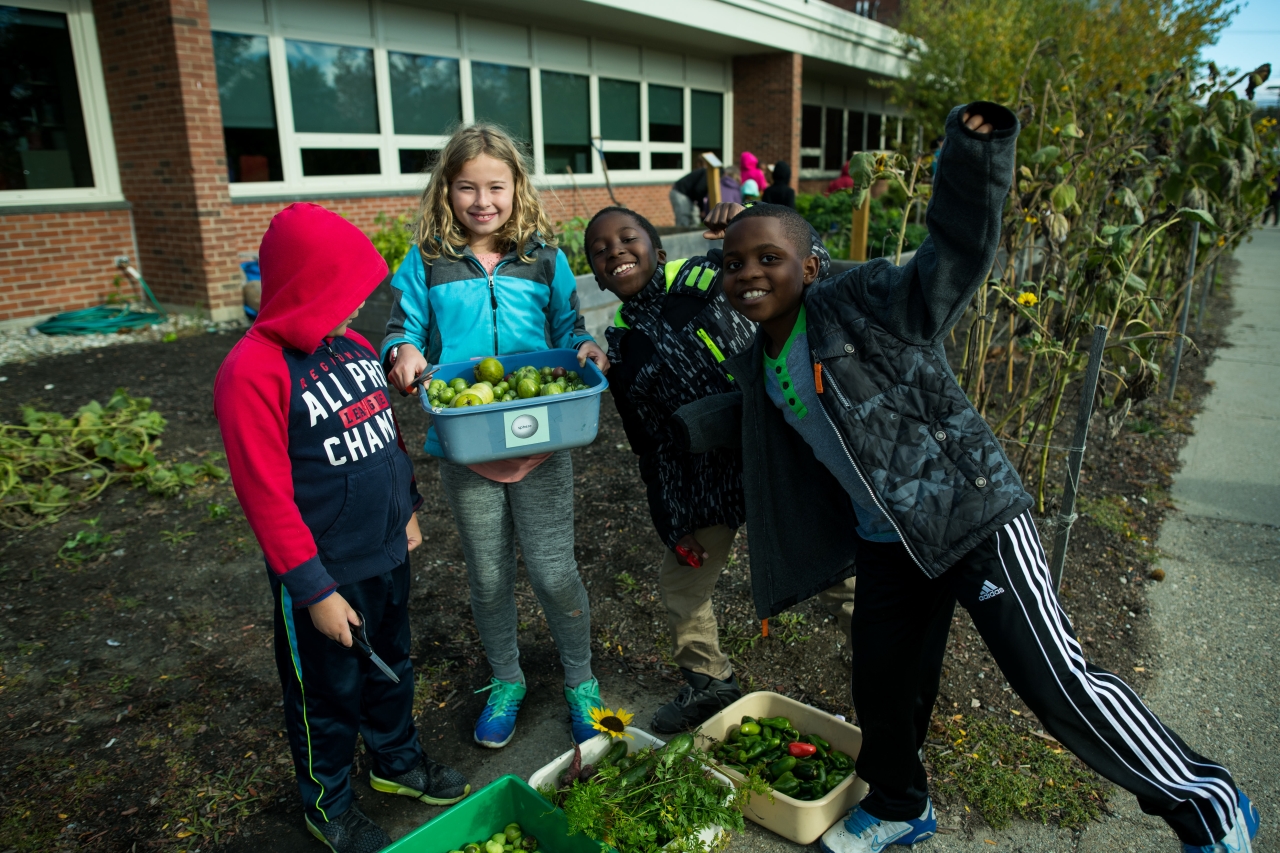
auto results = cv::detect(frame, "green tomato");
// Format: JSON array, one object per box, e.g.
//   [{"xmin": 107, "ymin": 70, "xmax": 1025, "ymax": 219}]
[
  {"xmin": 538, "ymin": 383, "xmax": 565, "ymax": 397},
  {"xmin": 450, "ymin": 377, "xmax": 469, "ymax": 392},
  {"xmin": 517, "ymin": 378, "xmax": 540, "ymax": 399},
  {"xmin": 438, "ymin": 387, "xmax": 456, "ymax": 404},
  {"xmin": 428, "ymin": 378, "xmax": 447, "ymax": 396}
]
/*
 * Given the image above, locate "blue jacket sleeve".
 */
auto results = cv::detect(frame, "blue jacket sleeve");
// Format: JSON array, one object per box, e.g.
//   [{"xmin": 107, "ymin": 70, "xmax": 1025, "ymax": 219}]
[
  {"xmin": 546, "ymin": 249, "xmax": 593, "ymax": 350},
  {"xmin": 379, "ymin": 249, "xmax": 433, "ymax": 363}
]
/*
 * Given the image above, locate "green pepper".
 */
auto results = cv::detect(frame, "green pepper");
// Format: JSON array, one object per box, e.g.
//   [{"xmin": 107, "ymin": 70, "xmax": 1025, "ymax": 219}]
[
  {"xmin": 738, "ymin": 721, "xmax": 761, "ymax": 737},
  {"xmin": 759, "ymin": 748, "xmax": 782, "ymax": 764},
  {"xmin": 741, "ymin": 716, "xmax": 758, "ymax": 725},
  {"xmin": 807, "ymin": 733, "xmax": 831, "ymax": 751},
  {"xmin": 767, "ymin": 756, "xmax": 797, "ymax": 779},
  {"xmin": 826, "ymin": 770, "xmax": 849, "ymax": 791},
  {"xmin": 772, "ymin": 771, "xmax": 801, "ymax": 796},
  {"xmin": 758, "ymin": 716, "xmax": 793, "ymax": 730},
  {"xmin": 813, "ymin": 762, "xmax": 828, "ymax": 786},
  {"xmin": 793, "ymin": 760, "xmax": 818, "ymax": 781},
  {"xmin": 797, "ymin": 782, "xmax": 818, "ymax": 800},
  {"xmin": 760, "ymin": 724, "xmax": 775, "ymax": 741},
  {"xmin": 829, "ymin": 749, "xmax": 854, "ymax": 771},
  {"xmin": 726, "ymin": 727, "xmax": 741, "ymax": 743},
  {"xmin": 738, "ymin": 740, "xmax": 768, "ymax": 762}
]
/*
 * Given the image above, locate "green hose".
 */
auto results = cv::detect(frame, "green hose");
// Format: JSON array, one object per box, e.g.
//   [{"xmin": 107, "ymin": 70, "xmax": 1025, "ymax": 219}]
[{"xmin": 36, "ymin": 270, "xmax": 168, "ymax": 336}]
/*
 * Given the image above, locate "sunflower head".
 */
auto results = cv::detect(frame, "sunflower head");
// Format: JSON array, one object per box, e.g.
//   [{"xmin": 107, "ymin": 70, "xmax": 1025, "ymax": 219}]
[{"xmin": 589, "ymin": 706, "xmax": 634, "ymax": 738}]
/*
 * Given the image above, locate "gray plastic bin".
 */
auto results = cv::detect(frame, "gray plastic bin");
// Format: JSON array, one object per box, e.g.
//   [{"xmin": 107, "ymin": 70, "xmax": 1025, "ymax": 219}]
[{"xmin": 424, "ymin": 348, "xmax": 607, "ymax": 464}]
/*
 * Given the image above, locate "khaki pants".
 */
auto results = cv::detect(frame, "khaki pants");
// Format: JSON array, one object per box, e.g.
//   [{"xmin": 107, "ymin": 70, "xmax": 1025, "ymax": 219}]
[{"xmin": 659, "ymin": 525, "xmax": 857, "ymax": 682}]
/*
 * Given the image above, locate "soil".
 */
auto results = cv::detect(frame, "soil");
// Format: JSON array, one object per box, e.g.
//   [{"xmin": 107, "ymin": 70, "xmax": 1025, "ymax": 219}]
[{"xmin": 0, "ymin": 263, "xmax": 1235, "ymax": 851}]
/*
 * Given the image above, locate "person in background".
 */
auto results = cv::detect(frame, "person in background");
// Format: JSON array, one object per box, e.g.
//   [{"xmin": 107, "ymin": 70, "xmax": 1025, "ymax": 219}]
[
  {"xmin": 738, "ymin": 151, "xmax": 768, "ymax": 192},
  {"xmin": 741, "ymin": 179, "xmax": 761, "ymax": 203},
  {"xmin": 762, "ymin": 161, "xmax": 796, "ymax": 208},
  {"xmin": 827, "ymin": 161, "xmax": 854, "ymax": 195},
  {"xmin": 720, "ymin": 165, "xmax": 743, "ymax": 207},
  {"xmin": 670, "ymin": 168, "xmax": 708, "ymax": 228}
]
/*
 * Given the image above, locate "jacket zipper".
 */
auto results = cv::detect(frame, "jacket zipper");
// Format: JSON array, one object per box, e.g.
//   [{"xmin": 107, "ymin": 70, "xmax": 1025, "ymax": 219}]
[
  {"xmin": 465, "ymin": 255, "xmax": 502, "ymax": 355},
  {"xmin": 814, "ymin": 356, "xmax": 928, "ymax": 574},
  {"xmin": 696, "ymin": 328, "xmax": 734, "ymax": 381}
]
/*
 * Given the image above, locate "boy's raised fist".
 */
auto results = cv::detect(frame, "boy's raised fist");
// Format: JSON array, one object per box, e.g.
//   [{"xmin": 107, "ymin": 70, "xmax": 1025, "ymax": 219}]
[{"xmin": 962, "ymin": 111, "xmax": 994, "ymax": 135}]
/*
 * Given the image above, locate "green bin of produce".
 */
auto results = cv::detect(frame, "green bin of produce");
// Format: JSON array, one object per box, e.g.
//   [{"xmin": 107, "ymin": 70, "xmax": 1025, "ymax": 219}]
[{"xmin": 384, "ymin": 774, "xmax": 605, "ymax": 853}]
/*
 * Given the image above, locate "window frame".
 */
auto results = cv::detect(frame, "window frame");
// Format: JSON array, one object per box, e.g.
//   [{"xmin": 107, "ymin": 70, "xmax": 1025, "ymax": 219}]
[
  {"xmin": 799, "ymin": 103, "xmax": 901, "ymax": 181},
  {"xmin": 209, "ymin": 6, "xmax": 731, "ymax": 198},
  {"xmin": 0, "ymin": 0, "xmax": 123, "ymax": 208}
]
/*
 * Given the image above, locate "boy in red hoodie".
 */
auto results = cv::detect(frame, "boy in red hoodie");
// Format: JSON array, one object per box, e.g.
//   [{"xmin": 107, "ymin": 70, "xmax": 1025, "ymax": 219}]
[{"xmin": 214, "ymin": 203, "xmax": 469, "ymax": 853}]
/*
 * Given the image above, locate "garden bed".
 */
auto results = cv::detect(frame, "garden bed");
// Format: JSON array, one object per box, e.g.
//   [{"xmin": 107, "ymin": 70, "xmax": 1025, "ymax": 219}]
[{"xmin": 0, "ymin": 261, "xmax": 1236, "ymax": 850}]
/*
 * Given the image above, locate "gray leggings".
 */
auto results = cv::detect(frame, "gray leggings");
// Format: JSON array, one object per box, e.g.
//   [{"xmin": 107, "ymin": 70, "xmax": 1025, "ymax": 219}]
[{"xmin": 437, "ymin": 452, "xmax": 593, "ymax": 687}]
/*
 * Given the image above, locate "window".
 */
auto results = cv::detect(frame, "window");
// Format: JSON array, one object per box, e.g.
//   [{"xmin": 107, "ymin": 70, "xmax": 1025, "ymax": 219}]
[
  {"xmin": 823, "ymin": 106, "xmax": 845, "ymax": 171},
  {"xmin": 389, "ymin": 53, "xmax": 460, "ymax": 136},
  {"xmin": 0, "ymin": 6, "xmax": 93, "ymax": 190},
  {"xmin": 541, "ymin": 70, "xmax": 590, "ymax": 175},
  {"xmin": 599, "ymin": 78, "xmax": 639, "ymax": 141},
  {"xmin": 472, "ymin": 62, "xmax": 531, "ymax": 144},
  {"xmin": 848, "ymin": 111, "xmax": 865, "ymax": 153},
  {"xmin": 690, "ymin": 90, "xmax": 722, "ymax": 163},
  {"xmin": 204, "ymin": 14, "xmax": 727, "ymax": 194},
  {"xmin": 213, "ymin": 33, "xmax": 281, "ymax": 183},
  {"xmin": 800, "ymin": 105, "xmax": 822, "ymax": 170},
  {"xmin": 867, "ymin": 113, "xmax": 883, "ymax": 150},
  {"xmin": 648, "ymin": 84, "xmax": 683, "ymax": 143},
  {"xmin": 286, "ymin": 40, "xmax": 379, "ymax": 134}
]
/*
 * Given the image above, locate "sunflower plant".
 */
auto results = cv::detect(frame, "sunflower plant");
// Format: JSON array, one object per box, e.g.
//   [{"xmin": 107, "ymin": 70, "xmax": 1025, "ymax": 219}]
[{"xmin": 589, "ymin": 707, "xmax": 635, "ymax": 739}]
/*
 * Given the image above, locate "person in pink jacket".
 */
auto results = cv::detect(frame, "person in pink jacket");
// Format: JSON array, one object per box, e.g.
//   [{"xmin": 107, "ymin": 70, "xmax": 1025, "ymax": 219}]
[{"xmin": 738, "ymin": 151, "xmax": 767, "ymax": 193}]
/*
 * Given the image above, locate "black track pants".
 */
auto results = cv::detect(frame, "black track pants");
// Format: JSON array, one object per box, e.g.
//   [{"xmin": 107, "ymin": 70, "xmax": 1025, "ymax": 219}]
[
  {"xmin": 272, "ymin": 557, "xmax": 422, "ymax": 823},
  {"xmin": 851, "ymin": 511, "xmax": 1239, "ymax": 846}
]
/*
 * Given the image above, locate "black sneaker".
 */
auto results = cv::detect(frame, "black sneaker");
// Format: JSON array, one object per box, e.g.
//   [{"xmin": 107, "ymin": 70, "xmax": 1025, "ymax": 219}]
[
  {"xmin": 369, "ymin": 756, "xmax": 470, "ymax": 805},
  {"xmin": 305, "ymin": 804, "xmax": 391, "ymax": 853},
  {"xmin": 650, "ymin": 668, "xmax": 742, "ymax": 734}
]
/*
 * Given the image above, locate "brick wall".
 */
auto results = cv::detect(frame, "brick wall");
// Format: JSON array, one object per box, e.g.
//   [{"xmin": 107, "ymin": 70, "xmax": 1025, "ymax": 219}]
[
  {"xmin": 733, "ymin": 53, "xmax": 802, "ymax": 196},
  {"xmin": 798, "ymin": 178, "xmax": 833, "ymax": 196},
  {"xmin": 0, "ymin": 209, "xmax": 137, "ymax": 323},
  {"xmin": 93, "ymin": 0, "xmax": 242, "ymax": 319},
  {"xmin": 223, "ymin": 183, "xmax": 677, "ymax": 262}
]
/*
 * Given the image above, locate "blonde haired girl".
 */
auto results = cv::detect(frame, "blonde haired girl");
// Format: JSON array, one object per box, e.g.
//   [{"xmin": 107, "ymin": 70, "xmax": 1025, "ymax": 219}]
[{"xmin": 380, "ymin": 123, "xmax": 608, "ymax": 749}]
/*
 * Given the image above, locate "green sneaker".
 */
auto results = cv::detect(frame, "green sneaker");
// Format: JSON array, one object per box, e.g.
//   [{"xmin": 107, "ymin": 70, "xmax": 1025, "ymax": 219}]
[
  {"xmin": 369, "ymin": 756, "xmax": 470, "ymax": 805},
  {"xmin": 565, "ymin": 677, "xmax": 607, "ymax": 743},
  {"xmin": 473, "ymin": 677, "xmax": 527, "ymax": 748}
]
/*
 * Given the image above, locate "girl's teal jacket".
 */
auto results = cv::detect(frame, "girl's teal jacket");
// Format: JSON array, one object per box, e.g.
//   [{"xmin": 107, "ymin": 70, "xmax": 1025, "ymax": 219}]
[{"xmin": 379, "ymin": 240, "xmax": 595, "ymax": 456}]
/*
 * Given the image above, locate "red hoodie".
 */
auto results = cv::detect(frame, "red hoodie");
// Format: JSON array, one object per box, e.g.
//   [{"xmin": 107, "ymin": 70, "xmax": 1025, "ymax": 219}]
[{"xmin": 213, "ymin": 203, "xmax": 420, "ymax": 607}]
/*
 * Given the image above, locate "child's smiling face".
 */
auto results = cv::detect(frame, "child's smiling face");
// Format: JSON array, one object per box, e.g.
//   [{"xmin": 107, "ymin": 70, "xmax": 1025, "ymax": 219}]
[
  {"xmin": 586, "ymin": 211, "xmax": 665, "ymax": 300},
  {"xmin": 722, "ymin": 216, "xmax": 820, "ymax": 336},
  {"xmin": 449, "ymin": 153, "xmax": 513, "ymax": 251}
]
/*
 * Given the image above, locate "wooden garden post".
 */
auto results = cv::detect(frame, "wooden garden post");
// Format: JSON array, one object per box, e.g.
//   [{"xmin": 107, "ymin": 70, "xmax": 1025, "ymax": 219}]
[
  {"xmin": 701, "ymin": 152, "xmax": 722, "ymax": 209},
  {"xmin": 850, "ymin": 191, "xmax": 871, "ymax": 262}
]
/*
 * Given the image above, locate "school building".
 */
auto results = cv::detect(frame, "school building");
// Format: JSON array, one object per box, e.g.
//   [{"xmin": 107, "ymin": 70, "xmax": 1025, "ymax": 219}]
[{"xmin": 0, "ymin": 0, "xmax": 908, "ymax": 325}]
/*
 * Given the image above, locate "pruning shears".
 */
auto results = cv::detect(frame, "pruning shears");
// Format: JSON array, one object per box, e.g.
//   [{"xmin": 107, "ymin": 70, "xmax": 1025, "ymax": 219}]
[
  {"xmin": 403, "ymin": 366, "xmax": 439, "ymax": 396},
  {"xmin": 349, "ymin": 611, "xmax": 400, "ymax": 683}
]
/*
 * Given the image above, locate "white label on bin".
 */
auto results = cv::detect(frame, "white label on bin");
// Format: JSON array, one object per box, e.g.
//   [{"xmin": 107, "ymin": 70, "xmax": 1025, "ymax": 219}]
[{"xmin": 504, "ymin": 406, "xmax": 551, "ymax": 448}]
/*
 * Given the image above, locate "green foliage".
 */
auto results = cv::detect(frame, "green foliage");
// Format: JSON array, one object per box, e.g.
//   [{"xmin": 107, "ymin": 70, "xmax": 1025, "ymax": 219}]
[
  {"xmin": 552, "ymin": 743, "xmax": 769, "ymax": 852},
  {"xmin": 557, "ymin": 216, "xmax": 593, "ymax": 275},
  {"xmin": 369, "ymin": 211, "xmax": 415, "ymax": 272},
  {"xmin": 796, "ymin": 191, "xmax": 928, "ymax": 260},
  {"xmin": 614, "ymin": 571, "xmax": 640, "ymax": 593},
  {"xmin": 58, "ymin": 517, "xmax": 115, "ymax": 563},
  {"xmin": 0, "ymin": 389, "xmax": 227, "ymax": 527},
  {"xmin": 931, "ymin": 716, "xmax": 1109, "ymax": 829}
]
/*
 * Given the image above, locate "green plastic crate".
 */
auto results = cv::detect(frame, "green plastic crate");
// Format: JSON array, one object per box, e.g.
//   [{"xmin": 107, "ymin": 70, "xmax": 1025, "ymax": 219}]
[{"xmin": 384, "ymin": 774, "xmax": 605, "ymax": 853}]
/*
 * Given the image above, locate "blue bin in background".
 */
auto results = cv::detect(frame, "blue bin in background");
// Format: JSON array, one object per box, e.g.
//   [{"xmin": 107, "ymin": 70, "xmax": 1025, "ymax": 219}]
[{"xmin": 425, "ymin": 349, "xmax": 608, "ymax": 465}]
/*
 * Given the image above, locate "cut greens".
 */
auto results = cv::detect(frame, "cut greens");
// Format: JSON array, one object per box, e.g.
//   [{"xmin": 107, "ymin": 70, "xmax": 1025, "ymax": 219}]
[{"xmin": 540, "ymin": 733, "xmax": 768, "ymax": 853}]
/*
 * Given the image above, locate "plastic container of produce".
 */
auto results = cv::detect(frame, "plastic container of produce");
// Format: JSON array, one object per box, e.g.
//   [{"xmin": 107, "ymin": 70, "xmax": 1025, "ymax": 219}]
[
  {"xmin": 425, "ymin": 348, "xmax": 607, "ymax": 465},
  {"xmin": 529, "ymin": 728, "xmax": 733, "ymax": 851},
  {"xmin": 695, "ymin": 691, "xmax": 869, "ymax": 845},
  {"xmin": 382, "ymin": 773, "xmax": 602, "ymax": 853}
]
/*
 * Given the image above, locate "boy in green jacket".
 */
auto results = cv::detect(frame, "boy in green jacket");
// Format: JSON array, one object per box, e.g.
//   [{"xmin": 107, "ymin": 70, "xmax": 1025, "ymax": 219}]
[{"xmin": 675, "ymin": 103, "xmax": 1256, "ymax": 853}]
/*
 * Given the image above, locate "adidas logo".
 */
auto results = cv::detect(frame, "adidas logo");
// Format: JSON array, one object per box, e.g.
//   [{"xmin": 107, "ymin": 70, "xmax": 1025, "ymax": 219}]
[{"xmin": 978, "ymin": 580, "xmax": 1006, "ymax": 601}]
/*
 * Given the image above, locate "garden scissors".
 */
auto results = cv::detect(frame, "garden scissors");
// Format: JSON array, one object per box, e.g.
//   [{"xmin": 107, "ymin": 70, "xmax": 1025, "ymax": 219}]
[
  {"xmin": 350, "ymin": 611, "xmax": 400, "ymax": 683},
  {"xmin": 403, "ymin": 366, "xmax": 439, "ymax": 397},
  {"xmin": 674, "ymin": 544, "xmax": 703, "ymax": 568}
]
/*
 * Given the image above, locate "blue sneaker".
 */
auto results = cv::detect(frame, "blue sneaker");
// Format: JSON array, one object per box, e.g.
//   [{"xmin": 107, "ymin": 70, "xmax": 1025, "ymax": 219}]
[
  {"xmin": 1182, "ymin": 790, "xmax": 1259, "ymax": 853},
  {"xmin": 564, "ymin": 677, "xmax": 606, "ymax": 744},
  {"xmin": 473, "ymin": 677, "xmax": 526, "ymax": 749},
  {"xmin": 820, "ymin": 801, "xmax": 937, "ymax": 853}
]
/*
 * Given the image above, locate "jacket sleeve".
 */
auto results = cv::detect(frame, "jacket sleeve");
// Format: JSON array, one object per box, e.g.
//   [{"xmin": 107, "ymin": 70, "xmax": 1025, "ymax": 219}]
[
  {"xmin": 379, "ymin": 249, "xmax": 432, "ymax": 363},
  {"xmin": 639, "ymin": 442, "xmax": 699, "ymax": 548},
  {"xmin": 671, "ymin": 391, "xmax": 744, "ymax": 454},
  {"xmin": 213, "ymin": 345, "xmax": 337, "ymax": 608},
  {"xmin": 547, "ymin": 248, "xmax": 593, "ymax": 350},
  {"xmin": 347, "ymin": 330, "xmax": 423, "ymax": 513},
  {"xmin": 840, "ymin": 101, "xmax": 1019, "ymax": 345}
]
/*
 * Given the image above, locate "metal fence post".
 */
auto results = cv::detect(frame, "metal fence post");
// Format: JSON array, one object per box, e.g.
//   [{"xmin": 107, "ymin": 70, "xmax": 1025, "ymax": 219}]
[
  {"xmin": 1167, "ymin": 221, "xmax": 1200, "ymax": 402},
  {"xmin": 1195, "ymin": 257, "xmax": 1216, "ymax": 337},
  {"xmin": 1049, "ymin": 324, "xmax": 1109, "ymax": 592}
]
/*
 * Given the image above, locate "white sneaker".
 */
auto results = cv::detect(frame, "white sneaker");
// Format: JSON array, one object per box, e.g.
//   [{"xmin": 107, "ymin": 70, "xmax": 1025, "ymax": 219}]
[{"xmin": 820, "ymin": 801, "xmax": 937, "ymax": 853}]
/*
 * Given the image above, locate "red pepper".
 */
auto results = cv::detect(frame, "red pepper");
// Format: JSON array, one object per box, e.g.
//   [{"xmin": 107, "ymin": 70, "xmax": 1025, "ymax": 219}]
[{"xmin": 788, "ymin": 741, "xmax": 817, "ymax": 757}]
